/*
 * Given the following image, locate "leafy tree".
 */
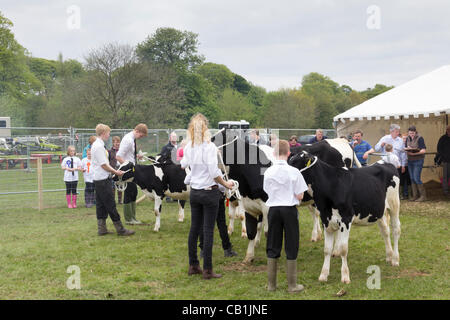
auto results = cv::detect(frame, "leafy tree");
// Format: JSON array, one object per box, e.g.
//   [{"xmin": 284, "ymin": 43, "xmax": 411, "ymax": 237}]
[
  {"xmin": 216, "ymin": 88, "xmax": 257, "ymax": 124},
  {"xmin": 196, "ymin": 62, "xmax": 234, "ymax": 92},
  {"xmin": 136, "ymin": 27, "xmax": 204, "ymax": 71},
  {"xmin": 0, "ymin": 12, "xmax": 41, "ymax": 98},
  {"xmin": 361, "ymin": 84, "xmax": 394, "ymax": 99},
  {"xmin": 233, "ymin": 73, "xmax": 251, "ymax": 95}
]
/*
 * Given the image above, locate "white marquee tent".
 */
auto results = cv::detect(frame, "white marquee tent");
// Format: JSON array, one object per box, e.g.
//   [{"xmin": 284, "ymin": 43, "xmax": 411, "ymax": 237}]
[{"xmin": 334, "ymin": 65, "xmax": 450, "ymax": 183}]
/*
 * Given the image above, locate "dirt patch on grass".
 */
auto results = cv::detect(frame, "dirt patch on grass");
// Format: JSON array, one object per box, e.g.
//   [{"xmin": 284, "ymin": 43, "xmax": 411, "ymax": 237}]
[
  {"xmin": 386, "ymin": 269, "xmax": 431, "ymax": 279},
  {"xmin": 222, "ymin": 261, "xmax": 266, "ymax": 273}
]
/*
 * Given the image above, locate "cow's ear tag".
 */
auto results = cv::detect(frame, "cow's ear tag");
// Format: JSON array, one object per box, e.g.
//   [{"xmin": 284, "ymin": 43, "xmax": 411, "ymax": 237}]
[
  {"xmin": 306, "ymin": 159, "xmax": 311, "ymax": 167},
  {"xmin": 132, "ymin": 167, "xmax": 135, "ymax": 172}
]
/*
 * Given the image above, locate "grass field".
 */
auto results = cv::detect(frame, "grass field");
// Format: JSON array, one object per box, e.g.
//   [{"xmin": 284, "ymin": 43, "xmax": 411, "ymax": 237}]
[{"xmin": 0, "ymin": 177, "xmax": 449, "ymax": 300}]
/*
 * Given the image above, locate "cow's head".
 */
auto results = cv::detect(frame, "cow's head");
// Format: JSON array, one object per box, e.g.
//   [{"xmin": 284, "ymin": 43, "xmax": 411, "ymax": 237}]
[
  {"xmin": 112, "ymin": 161, "xmax": 136, "ymax": 183},
  {"xmin": 288, "ymin": 151, "xmax": 316, "ymax": 172}
]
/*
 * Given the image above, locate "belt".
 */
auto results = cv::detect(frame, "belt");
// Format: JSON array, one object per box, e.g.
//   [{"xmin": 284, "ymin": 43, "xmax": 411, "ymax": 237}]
[{"xmin": 193, "ymin": 185, "xmax": 219, "ymax": 191}]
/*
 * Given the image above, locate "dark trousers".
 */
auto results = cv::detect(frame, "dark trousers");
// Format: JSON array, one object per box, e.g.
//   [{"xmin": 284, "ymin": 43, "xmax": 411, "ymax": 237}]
[
  {"xmin": 85, "ymin": 182, "xmax": 95, "ymax": 206},
  {"xmin": 188, "ymin": 188, "xmax": 221, "ymax": 270},
  {"xmin": 65, "ymin": 181, "xmax": 78, "ymax": 195},
  {"xmin": 199, "ymin": 194, "xmax": 232, "ymax": 251},
  {"xmin": 266, "ymin": 206, "xmax": 299, "ymax": 260},
  {"xmin": 443, "ymin": 162, "xmax": 450, "ymax": 193},
  {"xmin": 398, "ymin": 167, "xmax": 411, "ymax": 196},
  {"xmin": 123, "ymin": 182, "xmax": 137, "ymax": 204},
  {"xmin": 94, "ymin": 178, "xmax": 121, "ymax": 222}
]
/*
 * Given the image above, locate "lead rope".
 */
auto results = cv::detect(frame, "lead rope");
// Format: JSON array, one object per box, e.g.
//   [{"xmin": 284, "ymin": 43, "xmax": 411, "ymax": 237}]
[
  {"xmin": 299, "ymin": 156, "xmax": 319, "ymax": 173},
  {"xmin": 217, "ymin": 148, "xmax": 241, "ymax": 200}
]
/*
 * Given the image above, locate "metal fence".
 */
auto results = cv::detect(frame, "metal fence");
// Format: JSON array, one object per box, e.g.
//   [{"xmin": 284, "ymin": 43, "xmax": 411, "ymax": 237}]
[{"xmin": 0, "ymin": 126, "xmax": 336, "ymax": 210}]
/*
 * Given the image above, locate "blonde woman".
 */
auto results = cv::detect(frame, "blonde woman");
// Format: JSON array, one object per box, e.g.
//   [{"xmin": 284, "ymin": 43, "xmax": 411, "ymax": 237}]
[
  {"xmin": 61, "ymin": 145, "xmax": 82, "ymax": 208},
  {"xmin": 180, "ymin": 113, "xmax": 233, "ymax": 279}
]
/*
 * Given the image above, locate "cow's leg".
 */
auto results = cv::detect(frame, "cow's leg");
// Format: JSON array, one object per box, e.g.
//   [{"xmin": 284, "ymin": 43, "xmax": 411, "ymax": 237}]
[
  {"xmin": 237, "ymin": 200, "xmax": 247, "ymax": 238},
  {"xmin": 255, "ymin": 214, "xmax": 263, "ymax": 247},
  {"xmin": 244, "ymin": 212, "xmax": 258, "ymax": 263},
  {"xmin": 332, "ymin": 228, "xmax": 342, "ymax": 257},
  {"xmin": 153, "ymin": 195, "xmax": 163, "ymax": 232},
  {"xmin": 308, "ymin": 205, "xmax": 322, "ymax": 242},
  {"xmin": 319, "ymin": 226, "xmax": 335, "ymax": 282},
  {"xmin": 377, "ymin": 214, "xmax": 394, "ymax": 265},
  {"xmin": 338, "ymin": 222, "xmax": 352, "ymax": 284},
  {"xmin": 178, "ymin": 200, "xmax": 185, "ymax": 222},
  {"xmin": 262, "ymin": 206, "xmax": 269, "ymax": 237},
  {"xmin": 228, "ymin": 201, "xmax": 237, "ymax": 235},
  {"xmin": 389, "ymin": 198, "xmax": 401, "ymax": 266}
]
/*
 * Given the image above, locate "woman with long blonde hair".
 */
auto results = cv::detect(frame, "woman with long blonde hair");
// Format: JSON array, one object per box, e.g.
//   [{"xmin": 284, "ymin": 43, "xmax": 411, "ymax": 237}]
[{"xmin": 181, "ymin": 113, "xmax": 234, "ymax": 279}]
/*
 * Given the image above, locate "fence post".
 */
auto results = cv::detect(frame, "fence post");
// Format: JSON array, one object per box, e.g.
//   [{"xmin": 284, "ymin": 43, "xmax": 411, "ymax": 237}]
[{"xmin": 37, "ymin": 157, "xmax": 43, "ymax": 211}]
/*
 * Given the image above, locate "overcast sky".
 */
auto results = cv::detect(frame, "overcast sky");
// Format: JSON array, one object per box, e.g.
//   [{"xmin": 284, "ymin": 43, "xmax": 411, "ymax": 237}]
[{"xmin": 2, "ymin": 0, "xmax": 449, "ymax": 91}]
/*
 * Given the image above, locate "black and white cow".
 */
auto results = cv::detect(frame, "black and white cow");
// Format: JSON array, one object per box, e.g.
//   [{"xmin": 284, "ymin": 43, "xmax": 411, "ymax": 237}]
[
  {"xmin": 288, "ymin": 151, "xmax": 401, "ymax": 283},
  {"xmin": 114, "ymin": 156, "xmax": 190, "ymax": 231},
  {"xmin": 290, "ymin": 138, "xmax": 362, "ymax": 241}
]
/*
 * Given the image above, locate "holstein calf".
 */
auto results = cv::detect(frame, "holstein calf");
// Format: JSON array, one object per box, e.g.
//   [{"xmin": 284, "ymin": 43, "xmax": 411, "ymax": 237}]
[
  {"xmin": 113, "ymin": 158, "xmax": 189, "ymax": 231},
  {"xmin": 289, "ymin": 151, "xmax": 401, "ymax": 284}
]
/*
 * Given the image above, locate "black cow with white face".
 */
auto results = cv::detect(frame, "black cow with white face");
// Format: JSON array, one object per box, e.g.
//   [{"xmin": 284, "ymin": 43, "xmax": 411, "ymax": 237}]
[
  {"xmin": 289, "ymin": 151, "xmax": 401, "ymax": 284},
  {"xmin": 113, "ymin": 157, "xmax": 190, "ymax": 232}
]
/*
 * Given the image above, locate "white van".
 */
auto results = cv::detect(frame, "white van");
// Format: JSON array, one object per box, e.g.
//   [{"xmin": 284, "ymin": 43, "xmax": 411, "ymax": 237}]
[{"xmin": 0, "ymin": 117, "xmax": 11, "ymax": 138}]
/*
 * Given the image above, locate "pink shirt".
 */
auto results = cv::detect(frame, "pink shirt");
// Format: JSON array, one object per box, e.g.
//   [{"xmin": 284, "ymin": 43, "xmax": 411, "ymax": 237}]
[{"xmin": 176, "ymin": 147, "xmax": 184, "ymax": 161}]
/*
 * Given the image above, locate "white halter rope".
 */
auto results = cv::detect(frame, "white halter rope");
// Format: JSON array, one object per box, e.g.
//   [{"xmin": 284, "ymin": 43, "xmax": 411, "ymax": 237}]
[
  {"xmin": 211, "ymin": 127, "xmax": 226, "ymax": 138},
  {"xmin": 217, "ymin": 147, "xmax": 241, "ymax": 200},
  {"xmin": 216, "ymin": 136, "xmax": 239, "ymax": 150},
  {"xmin": 113, "ymin": 166, "xmax": 133, "ymax": 192},
  {"xmin": 299, "ymin": 155, "xmax": 319, "ymax": 173}
]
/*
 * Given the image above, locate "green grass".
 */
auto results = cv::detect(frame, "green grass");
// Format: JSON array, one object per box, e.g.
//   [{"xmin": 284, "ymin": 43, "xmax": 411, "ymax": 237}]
[{"xmin": 0, "ymin": 187, "xmax": 449, "ymax": 300}]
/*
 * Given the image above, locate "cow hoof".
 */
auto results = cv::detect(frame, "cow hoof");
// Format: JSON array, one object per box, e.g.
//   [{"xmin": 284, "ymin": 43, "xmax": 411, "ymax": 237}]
[
  {"xmin": 241, "ymin": 232, "xmax": 247, "ymax": 238},
  {"xmin": 243, "ymin": 257, "xmax": 254, "ymax": 264},
  {"xmin": 341, "ymin": 278, "xmax": 351, "ymax": 284},
  {"xmin": 178, "ymin": 218, "xmax": 184, "ymax": 222},
  {"xmin": 318, "ymin": 274, "xmax": 328, "ymax": 282}
]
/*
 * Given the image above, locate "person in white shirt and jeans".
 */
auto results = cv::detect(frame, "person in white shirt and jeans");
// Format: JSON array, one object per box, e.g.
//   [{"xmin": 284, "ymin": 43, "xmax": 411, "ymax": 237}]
[
  {"xmin": 91, "ymin": 124, "xmax": 134, "ymax": 236},
  {"xmin": 263, "ymin": 139, "xmax": 308, "ymax": 293},
  {"xmin": 180, "ymin": 113, "xmax": 234, "ymax": 280}
]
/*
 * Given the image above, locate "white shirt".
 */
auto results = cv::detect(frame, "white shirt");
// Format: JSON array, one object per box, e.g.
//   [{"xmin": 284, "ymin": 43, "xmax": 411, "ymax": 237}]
[
  {"xmin": 81, "ymin": 157, "xmax": 95, "ymax": 183},
  {"xmin": 180, "ymin": 141, "xmax": 222, "ymax": 190},
  {"xmin": 263, "ymin": 160, "xmax": 308, "ymax": 207},
  {"xmin": 116, "ymin": 131, "xmax": 136, "ymax": 164},
  {"xmin": 381, "ymin": 152, "xmax": 401, "ymax": 168},
  {"xmin": 91, "ymin": 138, "xmax": 110, "ymax": 181},
  {"xmin": 374, "ymin": 135, "xmax": 407, "ymax": 166},
  {"xmin": 61, "ymin": 156, "xmax": 81, "ymax": 182}
]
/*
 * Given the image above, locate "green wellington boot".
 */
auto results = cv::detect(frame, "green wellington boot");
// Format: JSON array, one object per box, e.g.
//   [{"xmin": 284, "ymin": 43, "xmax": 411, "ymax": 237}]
[
  {"xmin": 267, "ymin": 258, "xmax": 278, "ymax": 291},
  {"xmin": 123, "ymin": 203, "xmax": 134, "ymax": 224},
  {"xmin": 286, "ymin": 259, "xmax": 304, "ymax": 293}
]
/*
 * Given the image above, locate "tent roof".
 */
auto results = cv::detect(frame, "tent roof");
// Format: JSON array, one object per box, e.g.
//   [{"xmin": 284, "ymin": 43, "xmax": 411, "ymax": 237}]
[{"xmin": 334, "ymin": 65, "xmax": 450, "ymax": 122}]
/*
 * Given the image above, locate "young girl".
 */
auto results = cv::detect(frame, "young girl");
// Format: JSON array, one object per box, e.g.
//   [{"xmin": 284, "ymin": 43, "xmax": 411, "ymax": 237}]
[
  {"xmin": 82, "ymin": 148, "xmax": 95, "ymax": 208},
  {"xmin": 61, "ymin": 145, "xmax": 82, "ymax": 208}
]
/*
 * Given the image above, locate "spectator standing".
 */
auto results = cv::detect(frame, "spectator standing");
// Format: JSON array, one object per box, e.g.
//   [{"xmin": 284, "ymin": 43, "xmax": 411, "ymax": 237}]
[
  {"xmin": 437, "ymin": 125, "xmax": 450, "ymax": 196},
  {"xmin": 405, "ymin": 125, "xmax": 427, "ymax": 201},
  {"xmin": 161, "ymin": 131, "xmax": 178, "ymax": 162},
  {"xmin": 381, "ymin": 144, "xmax": 401, "ymax": 168},
  {"xmin": 83, "ymin": 136, "xmax": 97, "ymax": 159},
  {"xmin": 81, "ymin": 148, "xmax": 95, "ymax": 208},
  {"xmin": 61, "ymin": 145, "xmax": 82, "ymax": 209},
  {"xmin": 309, "ymin": 129, "xmax": 328, "ymax": 144},
  {"xmin": 350, "ymin": 129, "xmax": 374, "ymax": 166}
]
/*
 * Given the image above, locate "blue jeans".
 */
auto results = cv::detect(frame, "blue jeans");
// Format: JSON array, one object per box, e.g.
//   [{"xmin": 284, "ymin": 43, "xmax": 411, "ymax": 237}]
[{"xmin": 408, "ymin": 159, "xmax": 424, "ymax": 185}]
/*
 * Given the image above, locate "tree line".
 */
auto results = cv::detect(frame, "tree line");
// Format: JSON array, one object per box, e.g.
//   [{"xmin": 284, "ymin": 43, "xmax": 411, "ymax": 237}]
[{"xmin": 0, "ymin": 11, "xmax": 394, "ymax": 130}]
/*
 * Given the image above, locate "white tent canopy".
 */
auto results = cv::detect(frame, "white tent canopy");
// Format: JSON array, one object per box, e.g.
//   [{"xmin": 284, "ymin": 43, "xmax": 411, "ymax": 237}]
[
  {"xmin": 333, "ymin": 65, "xmax": 450, "ymax": 183},
  {"xmin": 334, "ymin": 65, "xmax": 450, "ymax": 123}
]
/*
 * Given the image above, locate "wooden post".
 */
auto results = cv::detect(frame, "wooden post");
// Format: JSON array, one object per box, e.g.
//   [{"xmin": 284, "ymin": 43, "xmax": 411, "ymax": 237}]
[{"xmin": 37, "ymin": 157, "xmax": 44, "ymax": 211}]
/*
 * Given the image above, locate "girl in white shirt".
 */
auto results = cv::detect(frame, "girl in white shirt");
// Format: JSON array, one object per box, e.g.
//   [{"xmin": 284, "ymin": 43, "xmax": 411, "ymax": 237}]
[
  {"xmin": 81, "ymin": 148, "xmax": 95, "ymax": 208},
  {"xmin": 61, "ymin": 145, "xmax": 82, "ymax": 208},
  {"xmin": 181, "ymin": 113, "xmax": 233, "ymax": 280}
]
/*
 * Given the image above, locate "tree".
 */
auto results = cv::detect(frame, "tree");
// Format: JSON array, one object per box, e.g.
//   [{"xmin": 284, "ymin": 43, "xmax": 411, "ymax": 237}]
[
  {"xmin": 260, "ymin": 89, "xmax": 315, "ymax": 128},
  {"xmin": 233, "ymin": 73, "xmax": 251, "ymax": 95},
  {"xmin": 361, "ymin": 84, "xmax": 394, "ymax": 100},
  {"xmin": 0, "ymin": 12, "xmax": 41, "ymax": 98},
  {"xmin": 217, "ymin": 88, "xmax": 257, "ymax": 124},
  {"xmin": 82, "ymin": 43, "xmax": 145, "ymax": 127},
  {"xmin": 136, "ymin": 27, "xmax": 204, "ymax": 71},
  {"xmin": 196, "ymin": 62, "xmax": 234, "ymax": 92}
]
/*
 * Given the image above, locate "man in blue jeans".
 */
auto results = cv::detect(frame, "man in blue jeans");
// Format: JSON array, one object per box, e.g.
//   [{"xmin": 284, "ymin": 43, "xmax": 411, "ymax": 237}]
[{"xmin": 405, "ymin": 125, "xmax": 427, "ymax": 201}]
